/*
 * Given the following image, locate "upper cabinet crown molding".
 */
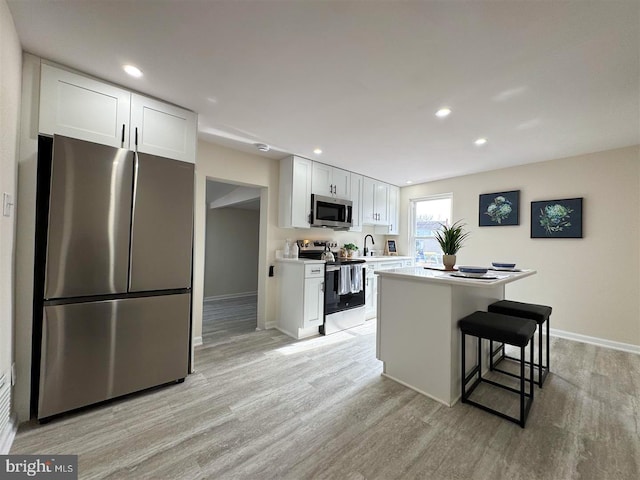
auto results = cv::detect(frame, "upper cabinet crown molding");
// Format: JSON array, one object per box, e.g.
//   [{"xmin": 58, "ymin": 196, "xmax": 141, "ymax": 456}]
[{"xmin": 38, "ymin": 63, "xmax": 197, "ymax": 163}]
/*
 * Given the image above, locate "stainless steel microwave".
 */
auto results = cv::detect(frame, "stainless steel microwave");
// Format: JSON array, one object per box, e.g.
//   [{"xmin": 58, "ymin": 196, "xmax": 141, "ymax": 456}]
[{"xmin": 310, "ymin": 194, "xmax": 353, "ymax": 229}]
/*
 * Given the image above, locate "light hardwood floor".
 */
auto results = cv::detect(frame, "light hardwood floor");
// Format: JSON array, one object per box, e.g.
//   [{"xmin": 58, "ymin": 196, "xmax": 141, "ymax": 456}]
[{"xmin": 11, "ymin": 297, "xmax": 640, "ymax": 479}]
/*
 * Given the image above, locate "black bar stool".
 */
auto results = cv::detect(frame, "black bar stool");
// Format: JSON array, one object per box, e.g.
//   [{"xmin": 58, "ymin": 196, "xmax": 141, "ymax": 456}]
[
  {"xmin": 459, "ymin": 311, "xmax": 537, "ymax": 428},
  {"xmin": 488, "ymin": 300, "xmax": 552, "ymax": 387}
]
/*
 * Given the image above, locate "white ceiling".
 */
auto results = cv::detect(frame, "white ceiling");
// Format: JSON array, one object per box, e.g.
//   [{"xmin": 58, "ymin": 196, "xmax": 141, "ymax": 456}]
[{"xmin": 7, "ymin": 0, "xmax": 639, "ymax": 186}]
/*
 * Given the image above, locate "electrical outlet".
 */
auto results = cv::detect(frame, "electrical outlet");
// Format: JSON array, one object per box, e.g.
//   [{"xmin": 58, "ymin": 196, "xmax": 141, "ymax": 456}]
[{"xmin": 3, "ymin": 193, "xmax": 14, "ymax": 217}]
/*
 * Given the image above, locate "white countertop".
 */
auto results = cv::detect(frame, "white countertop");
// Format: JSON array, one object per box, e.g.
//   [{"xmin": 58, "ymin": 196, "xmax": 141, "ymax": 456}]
[
  {"xmin": 358, "ymin": 256, "xmax": 413, "ymax": 262},
  {"xmin": 275, "ymin": 256, "xmax": 412, "ymax": 264},
  {"xmin": 275, "ymin": 258, "xmax": 324, "ymax": 264},
  {"xmin": 376, "ymin": 266, "xmax": 536, "ymax": 288}
]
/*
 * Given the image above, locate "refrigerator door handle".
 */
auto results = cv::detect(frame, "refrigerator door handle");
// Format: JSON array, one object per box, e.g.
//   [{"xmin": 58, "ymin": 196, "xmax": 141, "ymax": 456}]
[
  {"xmin": 134, "ymin": 127, "xmax": 138, "ymax": 148},
  {"xmin": 128, "ymin": 153, "xmax": 140, "ymax": 292}
]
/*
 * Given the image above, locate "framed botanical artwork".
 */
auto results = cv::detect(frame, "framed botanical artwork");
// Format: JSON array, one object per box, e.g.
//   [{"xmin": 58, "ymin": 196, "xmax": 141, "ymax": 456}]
[
  {"xmin": 531, "ymin": 197, "xmax": 583, "ymax": 238},
  {"xmin": 479, "ymin": 190, "xmax": 520, "ymax": 226}
]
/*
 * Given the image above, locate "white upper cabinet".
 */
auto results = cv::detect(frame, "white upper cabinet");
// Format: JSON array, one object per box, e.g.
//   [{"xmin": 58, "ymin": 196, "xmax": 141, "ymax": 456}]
[
  {"xmin": 312, "ymin": 162, "xmax": 351, "ymax": 199},
  {"xmin": 349, "ymin": 173, "xmax": 363, "ymax": 232},
  {"xmin": 39, "ymin": 64, "xmax": 196, "ymax": 163},
  {"xmin": 130, "ymin": 94, "xmax": 197, "ymax": 163},
  {"xmin": 363, "ymin": 177, "xmax": 389, "ymax": 225},
  {"xmin": 375, "ymin": 184, "xmax": 399, "ymax": 234},
  {"xmin": 388, "ymin": 185, "xmax": 399, "ymax": 234},
  {"xmin": 39, "ymin": 64, "xmax": 131, "ymax": 148},
  {"xmin": 279, "ymin": 156, "xmax": 312, "ymax": 229}
]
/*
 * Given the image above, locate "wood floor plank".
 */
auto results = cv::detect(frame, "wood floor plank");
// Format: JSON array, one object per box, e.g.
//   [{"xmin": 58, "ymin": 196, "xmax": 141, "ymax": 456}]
[{"xmin": 10, "ymin": 296, "xmax": 640, "ymax": 479}]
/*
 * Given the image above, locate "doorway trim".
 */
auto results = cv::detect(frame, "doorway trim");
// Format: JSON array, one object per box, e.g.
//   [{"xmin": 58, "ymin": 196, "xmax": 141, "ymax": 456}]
[{"xmin": 191, "ymin": 174, "xmax": 268, "ymax": 371}]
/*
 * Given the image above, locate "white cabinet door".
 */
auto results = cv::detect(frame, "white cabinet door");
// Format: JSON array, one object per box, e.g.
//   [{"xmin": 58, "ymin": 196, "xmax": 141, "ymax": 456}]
[
  {"xmin": 303, "ymin": 277, "xmax": 324, "ymax": 327},
  {"xmin": 365, "ymin": 272, "xmax": 377, "ymax": 320},
  {"xmin": 387, "ymin": 185, "xmax": 399, "ymax": 234},
  {"xmin": 362, "ymin": 177, "xmax": 376, "ymax": 225},
  {"xmin": 312, "ymin": 163, "xmax": 351, "ymax": 199},
  {"xmin": 279, "ymin": 156, "xmax": 312, "ymax": 228},
  {"xmin": 311, "ymin": 162, "xmax": 333, "ymax": 197},
  {"xmin": 349, "ymin": 173, "xmax": 363, "ymax": 232},
  {"xmin": 130, "ymin": 94, "xmax": 197, "ymax": 163},
  {"xmin": 332, "ymin": 167, "xmax": 351, "ymax": 199},
  {"xmin": 375, "ymin": 184, "xmax": 399, "ymax": 234},
  {"xmin": 374, "ymin": 182, "xmax": 389, "ymax": 225},
  {"xmin": 363, "ymin": 177, "xmax": 390, "ymax": 225},
  {"xmin": 39, "ymin": 64, "xmax": 131, "ymax": 148}
]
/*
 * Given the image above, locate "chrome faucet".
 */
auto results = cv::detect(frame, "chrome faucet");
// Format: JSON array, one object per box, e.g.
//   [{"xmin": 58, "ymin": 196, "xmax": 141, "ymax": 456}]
[{"xmin": 363, "ymin": 234, "xmax": 375, "ymax": 256}]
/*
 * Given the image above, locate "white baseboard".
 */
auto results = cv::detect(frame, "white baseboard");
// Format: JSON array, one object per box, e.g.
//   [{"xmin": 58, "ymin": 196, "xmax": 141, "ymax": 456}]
[
  {"xmin": 0, "ymin": 415, "xmax": 17, "ymax": 454},
  {"xmin": 204, "ymin": 291, "xmax": 257, "ymax": 302},
  {"xmin": 192, "ymin": 336, "xmax": 203, "ymax": 347},
  {"xmin": 550, "ymin": 328, "xmax": 640, "ymax": 355}
]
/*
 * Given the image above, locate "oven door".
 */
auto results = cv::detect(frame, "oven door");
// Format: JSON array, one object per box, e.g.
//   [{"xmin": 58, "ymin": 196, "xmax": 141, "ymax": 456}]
[
  {"xmin": 311, "ymin": 194, "xmax": 352, "ymax": 229},
  {"xmin": 324, "ymin": 264, "xmax": 365, "ymax": 316}
]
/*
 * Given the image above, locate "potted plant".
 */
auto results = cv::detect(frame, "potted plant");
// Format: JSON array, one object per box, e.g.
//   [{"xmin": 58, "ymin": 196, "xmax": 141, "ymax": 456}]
[
  {"xmin": 434, "ymin": 220, "xmax": 470, "ymax": 270},
  {"xmin": 343, "ymin": 243, "xmax": 358, "ymax": 258}
]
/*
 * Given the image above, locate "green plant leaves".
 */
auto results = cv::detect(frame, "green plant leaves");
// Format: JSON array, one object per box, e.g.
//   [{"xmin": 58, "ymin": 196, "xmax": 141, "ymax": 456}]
[{"xmin": 434, "ymin": 220, "xmax": 470, "ymax": 255}]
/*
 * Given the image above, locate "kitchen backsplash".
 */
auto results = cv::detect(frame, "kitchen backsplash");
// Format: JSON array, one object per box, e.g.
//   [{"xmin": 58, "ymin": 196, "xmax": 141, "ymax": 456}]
[{"xmin": 276, "ymin": 226, "xmax": 399, "ymax": 258}]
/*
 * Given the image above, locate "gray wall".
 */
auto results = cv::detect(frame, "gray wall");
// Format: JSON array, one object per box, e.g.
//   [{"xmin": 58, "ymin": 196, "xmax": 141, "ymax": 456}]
[{"xmin": 204, "ymin": 206, "xmax": 260, "ymax": 299}]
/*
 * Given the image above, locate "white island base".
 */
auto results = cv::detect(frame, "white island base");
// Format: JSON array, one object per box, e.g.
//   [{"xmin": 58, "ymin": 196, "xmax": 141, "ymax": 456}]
[{"xmin": 375, "ymin": 267, "xmax": 535, "ymax": 407}]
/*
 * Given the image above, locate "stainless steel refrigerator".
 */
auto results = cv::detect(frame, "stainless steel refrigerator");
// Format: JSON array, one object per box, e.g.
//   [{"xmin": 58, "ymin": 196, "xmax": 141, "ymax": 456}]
[{"xmin": 33, "ymin": 135, "xmax": 194, "ymax": 420}]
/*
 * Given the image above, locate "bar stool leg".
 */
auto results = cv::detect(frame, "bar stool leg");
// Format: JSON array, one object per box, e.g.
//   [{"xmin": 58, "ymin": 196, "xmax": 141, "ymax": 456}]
[
  {"xmin": 520, "ymin": 345, "xmax": 525, "ymax": 427},
  {"xmin": 461, "ymin": 332, "xmax": 466, "ymax": 402},
  {"xmin": 546, "ymin": 318, "xmax": 550, "ymax": 380}
]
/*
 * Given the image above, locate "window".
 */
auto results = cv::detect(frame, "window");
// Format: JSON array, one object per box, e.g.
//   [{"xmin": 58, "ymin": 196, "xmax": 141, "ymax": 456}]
[{"xmin": 410, "ymin": 194, "xmax": 452, "ymax": 265}]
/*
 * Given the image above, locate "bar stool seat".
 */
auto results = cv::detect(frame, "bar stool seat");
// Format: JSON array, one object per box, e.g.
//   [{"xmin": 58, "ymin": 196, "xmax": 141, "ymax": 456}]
[
  {"xmin": 488, "ymin": 300, "xmax": 552, "ymax": 387},
  {"xmin": 459, "ymin": 311, "xmax": 537, "ymax": 428}
]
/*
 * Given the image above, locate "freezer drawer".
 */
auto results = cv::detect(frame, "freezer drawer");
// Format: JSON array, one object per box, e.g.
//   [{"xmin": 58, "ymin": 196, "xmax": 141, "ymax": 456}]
[
  {"xmin": 129, "ymin": 153, "xmax": 194, "ymax": 292},
  {"xmin": 45, "ymin": 135, "xmax": 134, "ymax": 299},
  {"xmin": 38, "ymin": 294, "xmax": 190, "ymax": 419}
]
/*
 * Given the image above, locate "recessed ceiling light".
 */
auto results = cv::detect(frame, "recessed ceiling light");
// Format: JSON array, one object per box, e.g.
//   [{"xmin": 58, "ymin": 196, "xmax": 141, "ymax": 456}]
[
  {"xmin": 406, "ymin": 180, "xmax": 413, "ymax": 184},
  {"xmin": 435, "ymin": 108, "xmax": 451, "ymax": 118},
  {"xmin": 313, "ymin": 148, "xmax": 323, "ymax": 155},
  {"xmin": 123, "ymin": 64, "xmax": 143, "ymax": 78},
  {"xmin": 474, "ymin": 137, "xmax": 488, "ymax": 145},
  {"xmin": 255, "ymin": 143, "xmax": 270, "ymax": 152}
]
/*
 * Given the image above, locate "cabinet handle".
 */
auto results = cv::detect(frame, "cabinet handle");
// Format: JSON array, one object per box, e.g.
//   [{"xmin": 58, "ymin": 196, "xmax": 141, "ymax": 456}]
[
  {"xmin": 121, "ymin": 124, "xmax": 125, "ymax": 146},
  {"xmin": 135, "ymin": 127, "xmax": 138, "ymax": 147}
]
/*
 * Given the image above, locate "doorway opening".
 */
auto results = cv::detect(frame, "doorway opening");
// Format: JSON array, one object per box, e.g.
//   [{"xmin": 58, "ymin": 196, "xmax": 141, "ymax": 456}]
[{"xmin": 202, "ymin": 180, "xmax": 261, "ymax": 344}]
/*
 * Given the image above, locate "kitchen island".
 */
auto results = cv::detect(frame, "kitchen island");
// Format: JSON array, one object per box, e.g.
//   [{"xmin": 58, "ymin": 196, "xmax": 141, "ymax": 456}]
[{"xmin": 375, "ymin": 267, "xmax": 536, "ymax": 407}]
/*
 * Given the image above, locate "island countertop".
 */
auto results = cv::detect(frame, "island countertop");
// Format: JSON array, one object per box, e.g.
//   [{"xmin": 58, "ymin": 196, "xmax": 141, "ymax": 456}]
[
  {"xmin": 375, "ymin": 266, "xmax": 537, "ymax": 406},
  {"xmin": 375, "ymin": 266, "xmax": 536, "ymax": 288}
]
